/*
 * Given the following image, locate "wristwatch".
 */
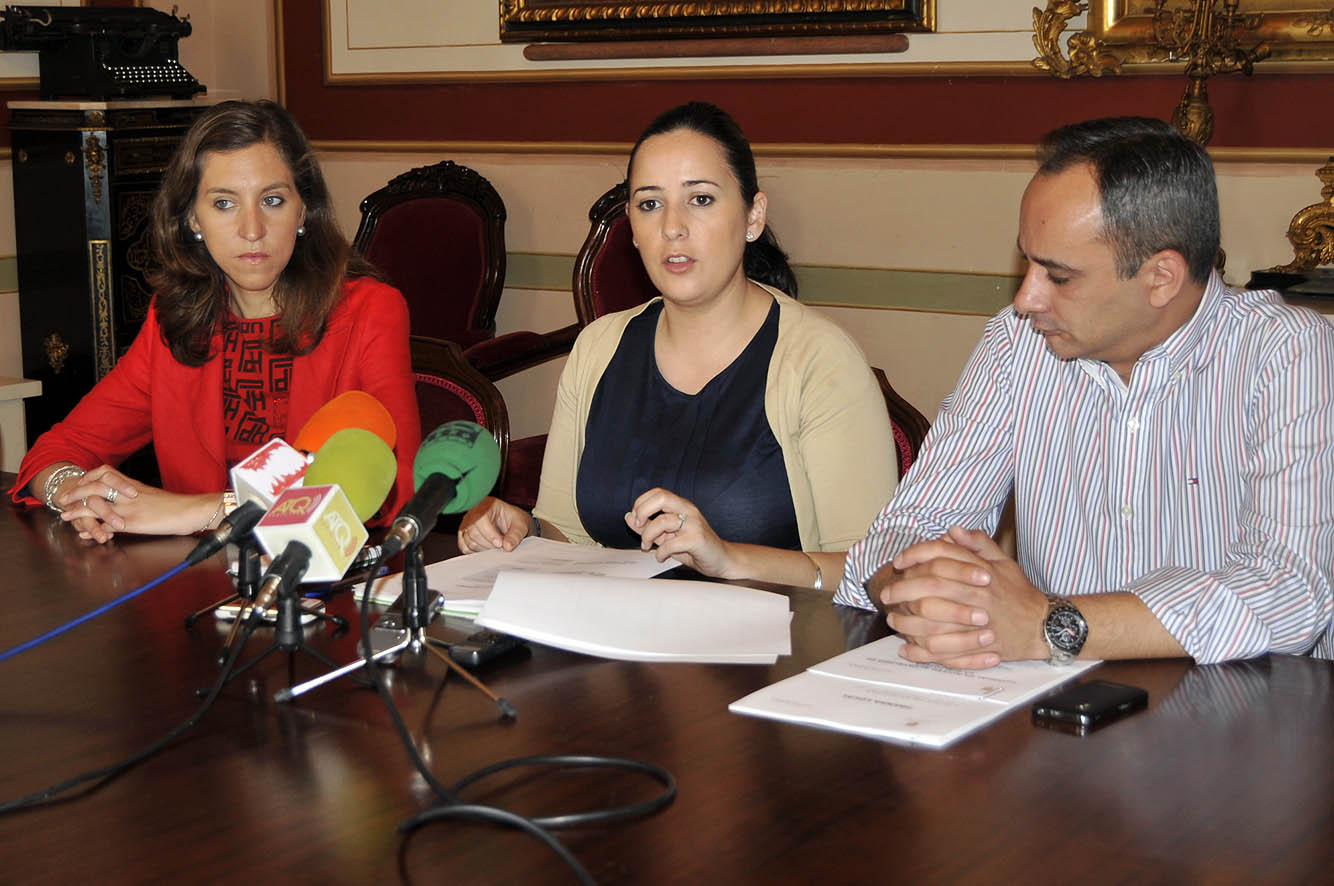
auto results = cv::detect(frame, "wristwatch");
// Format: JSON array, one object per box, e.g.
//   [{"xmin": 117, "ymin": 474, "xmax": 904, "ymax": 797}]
[{"xmin": 1042, "ymin": 594, "xmax": 1088, "ymax": 664}]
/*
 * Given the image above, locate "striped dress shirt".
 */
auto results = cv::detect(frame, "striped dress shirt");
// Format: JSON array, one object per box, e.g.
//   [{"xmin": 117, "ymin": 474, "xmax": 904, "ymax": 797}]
[{"xmin": 837, "ymin": 273, "xmax": 1334, "ymax": 663}]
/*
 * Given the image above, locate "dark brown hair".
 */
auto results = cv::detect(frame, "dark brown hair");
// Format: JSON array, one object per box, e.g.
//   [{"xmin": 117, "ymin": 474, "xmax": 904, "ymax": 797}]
[
  {"xmin": 1038, "ymin": 116, "xmax": 1220, "ymax": 284},
  {"xmin": 627, "ymin": 101, "xmax": 797, "ymax": 298},
  {"xmin": 148, "ymin": 100, "xmax": 374, "ymax": 365}
]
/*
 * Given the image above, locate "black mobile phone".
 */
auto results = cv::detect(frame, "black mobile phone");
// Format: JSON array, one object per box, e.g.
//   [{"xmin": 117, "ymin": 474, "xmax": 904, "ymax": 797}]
[
  {"xmin": 1032, "ymin": 680, "xmax": 1148, "ymax": 734},
  {"xmin": 447, "ymin": 630, "xmax": 526, "ymax": 669}
]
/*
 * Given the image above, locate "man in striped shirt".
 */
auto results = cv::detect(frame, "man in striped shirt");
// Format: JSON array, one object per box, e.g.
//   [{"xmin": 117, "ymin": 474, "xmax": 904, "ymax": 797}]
[{"xmin": 837, "ymin": 117, "xmax": 1334, "ymax": 668}]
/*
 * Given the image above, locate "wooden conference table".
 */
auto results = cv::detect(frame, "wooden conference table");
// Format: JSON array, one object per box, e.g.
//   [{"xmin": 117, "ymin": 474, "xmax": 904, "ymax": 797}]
[{"xmin": 0, "ymin": 487, "xmax": 1330, "ymax": 883}]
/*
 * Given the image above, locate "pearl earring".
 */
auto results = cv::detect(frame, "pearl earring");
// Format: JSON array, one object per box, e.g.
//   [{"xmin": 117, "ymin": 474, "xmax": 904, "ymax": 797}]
[
  {"xmin": 193, "ymin": 230, "xmax": 203, "ymax": 242},
  {"xmin": 745, "ymin": 231, "xmax": 756, "ymax": 242},
  {"xmin": 296, "ymin": 225, "xmax": 306, "ymax": 237}
]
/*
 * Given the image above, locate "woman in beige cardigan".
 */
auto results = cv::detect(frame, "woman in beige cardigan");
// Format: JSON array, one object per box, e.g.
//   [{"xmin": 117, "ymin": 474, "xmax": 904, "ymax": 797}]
[{"xmin": 458, "ymin": 102, "xmax": 896, "ymax": 591}]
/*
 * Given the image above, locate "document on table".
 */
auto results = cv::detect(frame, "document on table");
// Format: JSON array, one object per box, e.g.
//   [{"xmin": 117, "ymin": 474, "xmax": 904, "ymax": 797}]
[
  {"xmin": 356, "ymin": 536, "xmax": 680, "ymax": 616},
  {"xmin": 474, "ymin": 571, "xmax": 792, "ymax": 664},
  {"xmin": 729, "ymin": 635, "xmax": 1098, "ymax": 748}
]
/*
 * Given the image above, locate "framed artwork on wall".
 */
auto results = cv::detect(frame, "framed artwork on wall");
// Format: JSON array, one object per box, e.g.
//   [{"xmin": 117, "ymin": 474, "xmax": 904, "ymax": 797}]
[
  {"xmin": 499, "ymin": 1, "xmax": 936, "ymax": 43},
  {"xmin": 1045, "ymin": 1, "xmax": 1334, "ymax": 66}
]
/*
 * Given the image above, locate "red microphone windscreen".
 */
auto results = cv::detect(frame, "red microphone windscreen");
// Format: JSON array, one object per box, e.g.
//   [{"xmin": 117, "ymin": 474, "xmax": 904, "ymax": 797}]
[{"xmin": 292, "ymin": 390, "xmax": 397, "ymax": 454}]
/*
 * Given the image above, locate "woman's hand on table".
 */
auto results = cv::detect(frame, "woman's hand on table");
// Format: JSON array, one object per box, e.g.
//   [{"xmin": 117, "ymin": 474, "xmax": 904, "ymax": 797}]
[
  {"xmin": 626, "ymin": 487, "xmax": 738, "ymax": 578},
  {"xmin": 458, "ymin": 496, "xmax": 534, "ymax": 553},
  {"xmin": 57, "ymin": 466, "xmax": 220, "ymax": 543}
]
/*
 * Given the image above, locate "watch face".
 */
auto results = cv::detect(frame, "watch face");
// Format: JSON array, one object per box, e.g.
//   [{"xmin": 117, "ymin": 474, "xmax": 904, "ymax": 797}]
[{"xmin": 1046, "ymin": 607, "xmax": 1087, "ymax": 653}]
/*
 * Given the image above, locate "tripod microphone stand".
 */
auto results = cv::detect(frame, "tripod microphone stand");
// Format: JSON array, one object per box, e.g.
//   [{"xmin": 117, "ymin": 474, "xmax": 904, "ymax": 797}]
[
  {"xmin": 184, "ymin": 536, "xmax": 262, "ymax": 628},
  {"xmin": 196, "ymin": 543, "xmax": 349, "ymax": 696},
  {"xmin": 220, "ymin": 579, "xmax": 348, "ymax": 686},
  {"xmin": 275, "ymin": 543, "xmax": 515, "ymax": 718},
  {"xmin": 197, "ymin": 580, "xmax": 351, "ymax": 697},
  {"xmin": 187, "ymin": 533, "xmax": 348, "ymax": 666}
]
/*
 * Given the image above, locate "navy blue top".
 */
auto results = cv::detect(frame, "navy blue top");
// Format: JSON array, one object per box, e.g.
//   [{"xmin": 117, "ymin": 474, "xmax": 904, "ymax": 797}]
[{"xmin": 576, "ymin": 298, "xmax": 800, "ymax": 550}]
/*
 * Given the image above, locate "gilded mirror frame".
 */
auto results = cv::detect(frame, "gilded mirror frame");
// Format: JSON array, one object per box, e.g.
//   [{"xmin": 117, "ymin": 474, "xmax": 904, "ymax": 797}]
[
  {"xmin": 1085, "ymin": 1, "xmax": 1334, "ymax": 64},
  {"xmin": 499, "ymin": 1, "xmax": 936, "ymax": 43}
]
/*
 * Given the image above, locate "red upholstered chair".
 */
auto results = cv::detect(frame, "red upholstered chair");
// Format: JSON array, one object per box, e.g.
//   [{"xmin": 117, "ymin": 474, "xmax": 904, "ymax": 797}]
[
  {"xmin": 410, "ymin": 335, "xmax": 509, "ymax": 500},
  {"xmin": 572, "ymin": 180, "xmax": 659, "ymax": 324},
  {"xmin": 355, "ymin": 161, "xmax": 576, "ymax": 382},
  {"xmin": 872, "ymin": 367, "xmax": 931, "ymax": 478}
]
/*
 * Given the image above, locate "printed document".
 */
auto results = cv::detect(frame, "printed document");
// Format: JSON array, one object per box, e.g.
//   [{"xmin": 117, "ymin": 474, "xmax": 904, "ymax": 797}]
[
  {"xmin": 475, "ymin": 571, "xmax": 792, "ymax": 664},
  {"xmin": 729, "ymin": 635, "xmax": 1097, "ymax": 748},
  {"xmin": 358, "ymin": 536, "xmax": 679, "ymax": 615}
]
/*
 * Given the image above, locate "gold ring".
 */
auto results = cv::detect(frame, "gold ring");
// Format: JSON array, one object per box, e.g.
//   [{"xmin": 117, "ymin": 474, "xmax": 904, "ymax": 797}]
[
  {"xmin": 677, "ymin": 512, "xmax": 687, "ymax": 531},
  {"xmin": 81, "ymin": 497, "xmax": 88, "ymax": 509}
]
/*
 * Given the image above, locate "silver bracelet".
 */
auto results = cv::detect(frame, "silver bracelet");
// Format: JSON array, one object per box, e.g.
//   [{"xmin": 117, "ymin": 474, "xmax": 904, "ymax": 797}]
[
  {"xmin": 804, "ymin": 554, "xmax": 823, "ymax": 591},
  {"xmin": 198, "ymin": 494, "xmax": 225, "ymax": 534},
  {"xmin": 42, "ymin": 464, "xmax": 86, "ymax": 513}
]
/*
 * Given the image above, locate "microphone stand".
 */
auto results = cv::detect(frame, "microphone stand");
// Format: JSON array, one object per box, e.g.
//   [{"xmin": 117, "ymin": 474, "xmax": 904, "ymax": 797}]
[
  {"xmin": 276, "ymin": 542, "xmax": 515, "ymax": 718},
  {"xmin": 193, "ymin": 534, "xmax": 349, "ymax": 667},
  {"xmin": 184, "ymin": 534, "xmax": 262, "ymax": 628},
  {"xmin": 201, "ymin": 575, "xmax": 350, "ymax": 695}
]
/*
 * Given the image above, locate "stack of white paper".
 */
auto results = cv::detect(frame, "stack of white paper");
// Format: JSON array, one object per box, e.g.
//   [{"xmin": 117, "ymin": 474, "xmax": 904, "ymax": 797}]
[
  {"xmin": 729, "ymin": 635, "xmax": 1098, "ymax": 748},
  {"xmin": 474, "ymin": 571, "xmax": 793, "ymax": 664},
  {"xmin": 358, "ymin": 536, "xmax": 679, "ymax": 616}
]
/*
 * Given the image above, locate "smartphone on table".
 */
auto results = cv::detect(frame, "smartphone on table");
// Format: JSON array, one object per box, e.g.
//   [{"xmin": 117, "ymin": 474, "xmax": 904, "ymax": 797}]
[{"xmin": 1032, "ymin": 680, "xmax": 1148, "ymax": 734}]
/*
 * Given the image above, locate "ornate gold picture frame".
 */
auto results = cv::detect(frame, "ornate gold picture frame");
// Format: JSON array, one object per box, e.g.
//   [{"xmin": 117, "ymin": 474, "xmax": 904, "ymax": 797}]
[
  {"xmin": 1069, "ymin": 2, "xmax": 1334, "ymax": 65},
  {"xmin": 1035, "ymin": 2, "xmax": 1334, "ymax": 144},
  {"xmin": 499, "ymin": 1, "xmax": 936, "ymax": 43}
]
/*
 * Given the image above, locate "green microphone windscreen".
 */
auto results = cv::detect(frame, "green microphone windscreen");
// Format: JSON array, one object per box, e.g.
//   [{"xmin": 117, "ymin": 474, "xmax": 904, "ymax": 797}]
[
  {"xmin": 305, "ymin": 427, "xmax": 397, "ymax": 522},
  {"xmin": 412, "ymin": 421, "xmax": 501, "ymax": 514}
]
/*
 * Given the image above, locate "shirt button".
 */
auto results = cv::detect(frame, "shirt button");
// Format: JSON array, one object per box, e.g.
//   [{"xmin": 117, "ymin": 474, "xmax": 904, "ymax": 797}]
[
  {"xmin": 1121, "ymin": 505, "xmax": 1134, "ymax": 519},
  {"xmin": 1127, "ymin": 417, "xmax": 1140, "ymax": 432}
]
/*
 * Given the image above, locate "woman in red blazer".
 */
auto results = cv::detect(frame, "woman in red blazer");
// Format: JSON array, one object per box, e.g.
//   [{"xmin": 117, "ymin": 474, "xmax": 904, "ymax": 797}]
[{"xmin": 11, "ymin": 101, "xmax": 420, "ymax": 543}]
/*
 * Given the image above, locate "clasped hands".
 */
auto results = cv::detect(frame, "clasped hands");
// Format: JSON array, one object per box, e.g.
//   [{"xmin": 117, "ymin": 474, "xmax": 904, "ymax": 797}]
[
  {"xmin": 869, "ymin": 526, "xmax": 1047, "ymax": 670},
  {"xmin": 54, "ymin": 465, "xmax": 217, "ymax": 544}
]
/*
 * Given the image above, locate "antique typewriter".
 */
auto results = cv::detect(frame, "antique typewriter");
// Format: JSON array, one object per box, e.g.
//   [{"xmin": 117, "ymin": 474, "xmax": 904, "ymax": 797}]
[{"xmin": 0, "ymin": 4, "xmax": 204, "ymax": 100}]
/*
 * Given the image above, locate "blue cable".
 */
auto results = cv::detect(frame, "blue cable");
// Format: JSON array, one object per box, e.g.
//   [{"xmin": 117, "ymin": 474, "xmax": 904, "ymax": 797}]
[{"xmin": 0, "ymin": 560, "xmax": 192, "ymax": 664}]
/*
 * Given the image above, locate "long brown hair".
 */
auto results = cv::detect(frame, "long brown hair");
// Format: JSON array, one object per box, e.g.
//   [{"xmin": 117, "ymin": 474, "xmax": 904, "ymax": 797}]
[{"xmin": 148, "ymin": 100, "xmax": 374, "ymax": 365}]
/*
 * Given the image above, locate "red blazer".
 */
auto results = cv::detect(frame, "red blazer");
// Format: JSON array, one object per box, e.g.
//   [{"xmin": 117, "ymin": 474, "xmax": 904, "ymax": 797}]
[{"xmin": 11, "ymin": 277, "xmax": 421, "ymax": 523}]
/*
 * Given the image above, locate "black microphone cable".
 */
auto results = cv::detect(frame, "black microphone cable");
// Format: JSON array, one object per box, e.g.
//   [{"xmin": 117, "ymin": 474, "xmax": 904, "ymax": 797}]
[
  {"xmin": 353, "ymin": 552, "xmax": 677, "ymax": 884},
  {"xmin": 0, "ymin": 607, "xmax": 261, "ymax": 814}
]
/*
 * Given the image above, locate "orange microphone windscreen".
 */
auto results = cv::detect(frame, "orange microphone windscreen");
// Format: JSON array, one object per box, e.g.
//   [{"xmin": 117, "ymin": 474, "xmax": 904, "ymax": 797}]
[{"xmin": 292, "ymin": 390, "xmax": 397, "ymax": 454}]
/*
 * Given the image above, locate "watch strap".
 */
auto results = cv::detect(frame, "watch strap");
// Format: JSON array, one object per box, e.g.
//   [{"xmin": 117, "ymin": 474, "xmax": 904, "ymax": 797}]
[{"xmin": 1042, "ymin": 593, "xmax": 1088, "ymax": 665}]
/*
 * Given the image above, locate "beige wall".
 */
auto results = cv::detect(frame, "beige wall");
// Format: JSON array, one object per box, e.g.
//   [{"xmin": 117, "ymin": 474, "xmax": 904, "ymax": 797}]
[
  {"xmin": 320, "ymin": 149, "xmax": 1331, "ymax": 435},
  {"xmin": 5, "ymin": 141, "xmax": 1328, "ymax": 448},
  {"xmin": 150, "ymin": 0, "xmax": 277, "ymax": 102},
  {"xmin": 327, "ymin": 0, "xmax": 1055, "ymax": 77},
  {"xmin": 3, "ymin": 1, "xmax": 1329, "ymax": 460}
]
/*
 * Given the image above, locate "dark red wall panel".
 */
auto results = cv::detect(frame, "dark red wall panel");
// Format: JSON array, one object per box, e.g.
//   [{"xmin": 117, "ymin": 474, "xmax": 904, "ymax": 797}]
[
  {"xmin": 280, "ymin": 0, "xmax": 1334, "ymax": 149},
  {"xmin": 4, "ymin": 0, "xmax": 1328, "ymax": 152}
]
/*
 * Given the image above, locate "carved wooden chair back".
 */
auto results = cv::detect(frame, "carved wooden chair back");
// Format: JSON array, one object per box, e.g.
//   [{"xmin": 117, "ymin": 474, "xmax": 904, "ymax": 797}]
[
  {"xmin": 872, "ymin": 367, "xmax": 931, "ymax": 477},
  {"xmin": 354, "ymin": 161, "xmax": 507, "ymax": 349},
  {"xmin": 410, "ymin": 335, "xmax": 509, "ymax": 497},
  {"xmin": 572, "ymin": 180, "xmax": 658, "ymax": 325}
]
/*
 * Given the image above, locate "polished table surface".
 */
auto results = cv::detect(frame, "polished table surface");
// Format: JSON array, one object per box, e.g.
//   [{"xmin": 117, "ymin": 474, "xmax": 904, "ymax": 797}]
[{"xmin": 0, "ymin": 491, "xmax": 1330, "ymax": 884}]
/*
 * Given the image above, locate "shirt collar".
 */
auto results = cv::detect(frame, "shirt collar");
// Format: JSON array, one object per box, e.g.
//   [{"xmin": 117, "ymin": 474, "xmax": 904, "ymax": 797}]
[
  {"xmin": 1141, "ymin": 269, "xmax": 1225, "ymax": 374},
  {"xmin": 1076, "ymin": 270, "xmax": 1227, "ymax": 392}
]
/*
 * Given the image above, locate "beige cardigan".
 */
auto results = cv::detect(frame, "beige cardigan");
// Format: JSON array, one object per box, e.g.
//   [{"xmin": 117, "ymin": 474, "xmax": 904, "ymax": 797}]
[{"xmin": 533, "ymin": 285, "xmax": 898, "ymax": 552}]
